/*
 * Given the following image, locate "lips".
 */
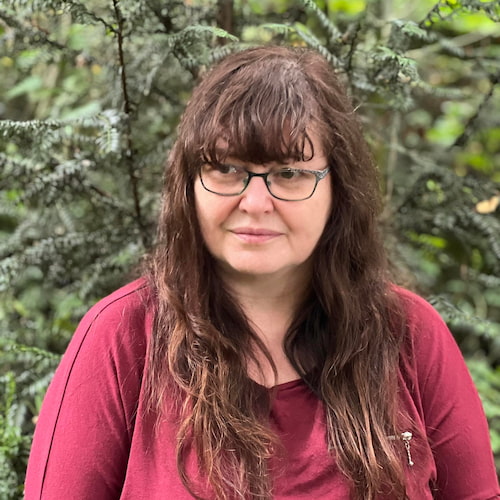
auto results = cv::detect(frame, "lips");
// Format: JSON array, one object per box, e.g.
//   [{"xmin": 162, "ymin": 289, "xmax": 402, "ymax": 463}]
[{"xmin": 230, "ymin": 227, "xmax": 282, "ymax": 243}]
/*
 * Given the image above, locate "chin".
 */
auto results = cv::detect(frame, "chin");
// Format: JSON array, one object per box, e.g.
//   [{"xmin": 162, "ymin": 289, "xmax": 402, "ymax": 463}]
[
  {"xmin": 233, "ymin": 265, "xmax": 281, "ymax": 277},
  {"xmin": 221, "ymin": 259, "xmax": 284, "ymax": 277}
]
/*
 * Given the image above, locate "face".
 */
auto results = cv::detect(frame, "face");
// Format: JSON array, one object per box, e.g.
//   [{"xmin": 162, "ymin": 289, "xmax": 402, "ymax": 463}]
[{"xmin": 194, "ymin": 132, "xmax": 332, "ymax": 284}]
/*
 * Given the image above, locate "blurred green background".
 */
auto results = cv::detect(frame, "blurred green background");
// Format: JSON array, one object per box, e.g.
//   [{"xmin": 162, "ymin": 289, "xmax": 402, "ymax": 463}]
[{"xmin": 1, "ymin": 0, "xmax": 499, "ymax": 497}]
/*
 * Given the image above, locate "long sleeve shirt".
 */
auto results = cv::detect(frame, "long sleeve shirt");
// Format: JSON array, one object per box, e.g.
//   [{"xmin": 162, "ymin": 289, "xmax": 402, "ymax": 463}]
[{"xmin": 25, "ymin": 279, "xmax": 500, "ymax": 499}]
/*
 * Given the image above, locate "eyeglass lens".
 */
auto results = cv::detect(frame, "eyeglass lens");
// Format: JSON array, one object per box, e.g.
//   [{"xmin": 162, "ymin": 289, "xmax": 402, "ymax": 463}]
[{"xmin": 200, "ymin": 164, "xmax": 323, "ymax": 201}]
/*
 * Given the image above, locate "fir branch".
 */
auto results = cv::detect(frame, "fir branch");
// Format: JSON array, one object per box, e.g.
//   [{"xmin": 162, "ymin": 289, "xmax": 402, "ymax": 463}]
[
  {"xmin": 14, "ymin": 160, "xmax": 130, "ymax": 214},
  {"xmin": 0, "ymin": 9, "xmax": 66, "ymax": 51},
  {"xmin": 283, "ymin": 22, "xmax": 342, "ymax": 68},
  {"xmin": 466, "ymin": 270, "xmax": 500, "ymax": 289},
  {"xmin": 260, "ymin": 22, "xmax": 294, "ymax": 37},
  {"xmin": 150, "ymin": 84, "xmax": 183, "ymax": 106},
  {"xmin": 297, "ymin": 0, "xmax": 341, "ymax": 41},
  {"xmin": 0, "ymin": 112, "xmax": 122, "ymax": 152},
  {"xmin": 0, "ymin": 153, "xmax": 43, "ymax": 186},
  {"xmin": 450, "ymin": 72, "xmax": 500, "ymax": 149},
  {"xmin": 456, "ymin": 207, "xmax": 500, "ymax": 265},
  {"xmin": 383, "ymin": 111, "xmax": 401, "ymax": 209},
  {"xmin": 167, "ymin": 24, "xmax": 239, "ymax": 47},
  {"xmin": 112, "ymin": 0, "xmax": 148, "ymax": 249},
  {"xmin": 3, "ymin": 343, "xmax": 61, "ymax": 363},
  {"xmin": 8, "ymin": 0, "xmax": 117, "ymax": 33},
  {"xmin": 207, "ymin": 44, "xmax": 239, "ymax": 66},
  {"xmin": 0, "ymin": 119, "xmax": 62, "ymax": 138},
  {"xmin": 79, "ymin": 244, "xmax": 142, "ymax": 298},
  {"xmin": 63, "ymin": 1, "xmax": 116, "ymax": 33},
  {"xmin": 419, "ymin": 1, "xmax": 459, "ymax": 28},
  {"xmin": 0, "ymin": 213, "xmax": 37, "ymax": 260},
  {"xmin": 427, "ymin": 294, "xmax": 499, "ymax": 332},
  {"xmin": 1, "ymin": 154, "xmax": 131, "ymax": 214},
  {"xmin": 145, "ymin": 0, "xmax": 175, "ymax": 33},
  {"xmin": 0, "ymin": 228, "xmax": 125, "ymax": 291},
  {"xmin": 261, "ymin": 20, "xmax": 341, "ymax": 68},
  {"xmin": 83, "ymin": 181, "xmax": 131, "ymax": 213},
  {"xmin": 18, "ymin": 159, "xmax": 87, "ymax": 203},
  {"xmin": 391, "ymin": 149, "xmax": 460, "ymax": 212},
  {"xmin": 155, "ymin": 25, "xmax": 238, "ymax": 79},
  {"xmin": 419, "ymin": 0, "xmax": 500, "ymax": 28},
  {"xmin": 345, "ymin": 22, "xmax": 361, "ymax": 73}
]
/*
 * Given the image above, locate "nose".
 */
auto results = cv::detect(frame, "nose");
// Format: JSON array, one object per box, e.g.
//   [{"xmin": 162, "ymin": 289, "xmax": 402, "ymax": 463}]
[{"xmin": 238, "ymin": 174, "xmax": 275, "ymax": 214}]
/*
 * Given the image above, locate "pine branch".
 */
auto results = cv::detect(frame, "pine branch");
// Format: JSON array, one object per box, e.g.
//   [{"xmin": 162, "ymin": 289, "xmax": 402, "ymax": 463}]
[
  {"xmin": 427, "ymin": 294, "xmax": 500, "ymax": 331},
  {"xmin": 450, "ymin": 72, "xmax": 500, "ymax": 149},
  {"xmin": 419, "ymin": 1, "xmax": 450, "ymax": 28},
  {"xmin": 0, "ymin": 9, "xmax": 67, "ymax": 51},
  {"xmin": 5, "ymin": 0, "xmax": 117, "ymax": 32},
  {"xmin": 292, "ymin": 23, "xmax": 342, "ymax": 67},
  {"xmin": 344, "ymin": 22, "xmax": 361, "ymax": 73},
  {"xmin": 163, "ymin": 25, "xmax": 238, "ymax": 77},
  {"xmin": 150, "ymin": 84, "xmax": 183, "ymax": 106},
  {"xmin": 382, "ymin": 111, "xmax": 401, "ymax": 210},
  {"xmin": 65, "ymin": 2, "xmax": 116, "ymax": 33},
  {"xmin": 145, "ymin": 0, "xmax": 174, "ymax": 33},
  {"xmin": 1, "ymin": 113, "xmax": 122, "ymax": 154},
  {"xmin": 456, "ymin": 207, "xmax": 500, "ymax": 265},
  {"xmin": 0, "ymin": 228, "xmax": 126, "ymax": 291},
  {"xmin": 167, "ymin": 24, "xmax": 239, "ymax": 47},
  {"xmin": 419, "ymin": 0, "xmax": 500, "ymax": 28},
  {"xmin": 0, "ymin": 119, "xmax": 62, "ymax": 137},
  {"xmin": 4, "ymin": 343, "xmax": 61, "ymax": 363},
  {"xmin": 297, "ymin": 0, "xmax": 341, "ymax": 41},
  {"xmin": 112, "ymin": 0, "xmax": 148, "ymax": 249},
  {"xmin": 207, "ymin": 44, "xmax": 239, "ymax": 65}
]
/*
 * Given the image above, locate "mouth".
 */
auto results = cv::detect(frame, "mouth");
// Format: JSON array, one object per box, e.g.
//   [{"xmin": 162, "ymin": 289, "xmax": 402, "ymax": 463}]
[{"xmin": 230, "ymin": 227, "xmax": 282, "ymax": 243}]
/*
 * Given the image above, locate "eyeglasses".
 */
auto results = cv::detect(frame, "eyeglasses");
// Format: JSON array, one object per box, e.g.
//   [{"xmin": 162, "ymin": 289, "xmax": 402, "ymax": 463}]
[{"xmin": 199, "ymin": 163, "xmax": 330, "ymax": 201}]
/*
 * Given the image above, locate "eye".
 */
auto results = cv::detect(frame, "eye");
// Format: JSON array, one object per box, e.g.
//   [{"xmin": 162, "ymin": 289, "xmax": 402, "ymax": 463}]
[
  {"xmin": 274, "ymin": 168, "xmax": 302, "ymax": 180},
  {"xmin": 213, "ymin": 163, "xmax": 240, "ymax": 175}
]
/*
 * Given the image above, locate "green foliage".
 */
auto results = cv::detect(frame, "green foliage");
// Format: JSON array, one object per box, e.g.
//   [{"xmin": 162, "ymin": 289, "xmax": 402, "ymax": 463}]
[
  {"xmin": 467, "ymin": 358, "xmax": 500, "ymax": 469},
  {"xmin": 0, "ymin": 373, "xmax": 27, "ymax": 500},
  {"xmin": 1, "ymin": 0, "xmax": 499, "ymax": 495}
]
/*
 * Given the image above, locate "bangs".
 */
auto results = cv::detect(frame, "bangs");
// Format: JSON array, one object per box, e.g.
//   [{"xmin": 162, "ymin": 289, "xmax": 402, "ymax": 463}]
[
  {"xmin": 193, "ymin": 57, "xmax": 321, "ymax": 166},
  {"xmin": 201, "ymin": 129, "xmax": 315, "ymax": 167}
]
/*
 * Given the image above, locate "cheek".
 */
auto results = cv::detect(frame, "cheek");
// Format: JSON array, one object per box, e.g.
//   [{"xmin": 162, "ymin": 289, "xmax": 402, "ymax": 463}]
[
  {"xmin": 194, "ymin": 181, "xmax": 233, "ymax": 237},
  {"xmin": 311, "ymin": 184, "xmax": 333, "ymax": 235},
  {"xmin": 194, "ymin": 181, "xmax": 213, "ymax": 240},
  {"xmin": 306, "ymin": 213, "xmax": 330, "ymax": 251}
]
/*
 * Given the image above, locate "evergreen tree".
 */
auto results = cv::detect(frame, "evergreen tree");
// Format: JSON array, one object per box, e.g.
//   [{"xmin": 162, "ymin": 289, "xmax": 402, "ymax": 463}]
[{"xmin": 0, "ymin": 0, "xmax": 499, "ymax": 495}]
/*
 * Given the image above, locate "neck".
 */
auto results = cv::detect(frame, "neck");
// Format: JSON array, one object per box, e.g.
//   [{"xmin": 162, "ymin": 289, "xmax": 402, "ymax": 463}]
[
  {"xmin": 220, "ymin": 266, "xmax": 310, "ymax": 319},
  {"xmin": 218, "ymin": 265, "xmax": 311, "ymax": 387}
]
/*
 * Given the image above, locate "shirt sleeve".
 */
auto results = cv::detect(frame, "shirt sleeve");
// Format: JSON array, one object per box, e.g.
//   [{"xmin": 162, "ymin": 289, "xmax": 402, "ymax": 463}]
[
  {"xmin": 402, "ymin": 290, "xmax": 500, "ymax": 499},
  {"xmin": 24, "ymin": 281, "xmax": 151, "ymax": 500}
]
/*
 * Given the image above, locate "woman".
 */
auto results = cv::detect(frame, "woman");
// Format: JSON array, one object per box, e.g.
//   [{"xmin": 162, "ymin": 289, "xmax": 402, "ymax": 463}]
[{"xmin": 25, "ymin": 46, "xmax": 499, "ymax": 499}]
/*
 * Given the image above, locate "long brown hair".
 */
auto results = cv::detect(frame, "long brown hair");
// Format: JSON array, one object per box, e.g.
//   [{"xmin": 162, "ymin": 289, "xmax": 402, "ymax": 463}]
[{"xmin": 147, "ymin": 46, "xmax": 408, "ymax": 499}]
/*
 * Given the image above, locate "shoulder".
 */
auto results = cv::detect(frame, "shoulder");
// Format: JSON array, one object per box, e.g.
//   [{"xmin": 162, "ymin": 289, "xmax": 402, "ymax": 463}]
[
  {"xmin": 25, "ymin": 279, "xmax": 157, "ymax": 498},
  {"xmin": 391, "ymin": 285, "xmax": 469, "ymax": 394},
  {"xmin": 390, "ymin": 286, "xmax": 465, "ymax": 387},
  {"xmin": 392, "ymin": 288, "xmax": 500, "ymax": 497},
  {"xmin": 43, "ymin": 278, "xmax": 156, "ymax": 429},
  {"xmin": 391, "ymin": 285, "xmax": 452, "ymax": 348},
  {"xmin": 81, "ymin": 277, "xmax": 154, "ymax": 329},
  {"xmin": 392, "ymin": 286, "xmax": 446, "ymax": 326},
  {"xmin": 75, "ymin": 277, "xmax": 155, "ymax": 345},
  {"xmin": 58, "ymin": 278, "xmax": 156, "ymax": 382}
]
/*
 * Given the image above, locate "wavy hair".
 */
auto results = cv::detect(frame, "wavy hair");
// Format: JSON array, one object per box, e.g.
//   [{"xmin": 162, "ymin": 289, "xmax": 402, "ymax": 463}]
[{"xmin": 146, "ymin": 46, "xmax": 408, "ymax": 499}]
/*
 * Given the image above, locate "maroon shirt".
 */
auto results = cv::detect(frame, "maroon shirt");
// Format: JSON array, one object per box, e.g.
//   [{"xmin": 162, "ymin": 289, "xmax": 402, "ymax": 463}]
[{"xmin": 25, "ymin": 280, "xmax": 500, "ymax": 499}]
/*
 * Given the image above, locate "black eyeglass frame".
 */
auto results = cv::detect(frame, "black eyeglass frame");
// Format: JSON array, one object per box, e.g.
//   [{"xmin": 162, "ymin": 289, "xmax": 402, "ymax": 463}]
[{"xmin": 199, "ymin": 165, "xmax": 331, "ymax": 202}]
